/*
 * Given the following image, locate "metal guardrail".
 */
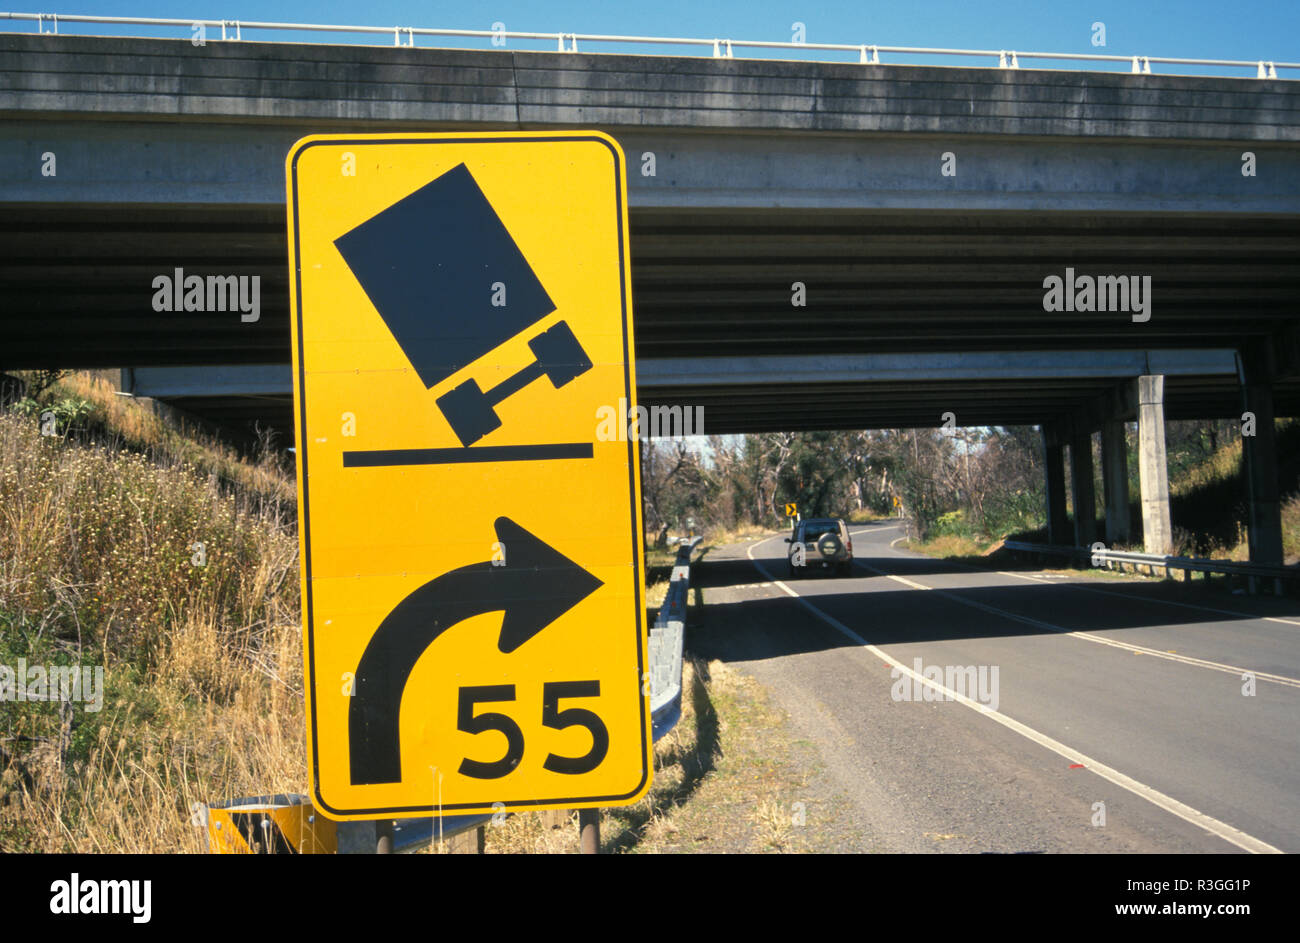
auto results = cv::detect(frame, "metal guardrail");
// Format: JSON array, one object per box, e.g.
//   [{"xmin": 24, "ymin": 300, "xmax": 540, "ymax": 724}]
[
  {"xmin": 1, "ymin": 12, "xmax": 1296, "ymax": 78},
  {"xmin": 649, "ymin": 536, "xmax": 702, "ymax": 741},
  {"xmin": 1002, "ymin": 539, "xmax": 1294, "ymax": 595},
  {"xmin": 377, "ymin": 813, "xmax": 488, "ymax": 853}
]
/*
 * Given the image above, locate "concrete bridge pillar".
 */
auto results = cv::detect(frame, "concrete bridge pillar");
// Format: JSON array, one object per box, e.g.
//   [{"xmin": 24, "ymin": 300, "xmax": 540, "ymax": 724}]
[
  {"xmin": 1042, "ymin": 423, "xmax": 1070, "ymax": 545},
  {"xmin": 1136, "ymin": 376, "xmax": 1173, "ymax": 555},
  {"xmin": 1070, "ymin": 426, "xmax": 1098, "ymax": 547},
  {"xmin": 1240, "ymin": 351, "xmax": 1284, "ymax": 567},
  {"xmin": 1101, "ymin": 419, "xmax": 1131, "ymax": 546}
]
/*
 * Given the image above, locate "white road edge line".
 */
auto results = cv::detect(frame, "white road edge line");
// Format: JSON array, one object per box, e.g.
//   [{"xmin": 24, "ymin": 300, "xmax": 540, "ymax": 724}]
[{"xmin": 747, "ymin": 535, "xmax": 1284, "ymax": 854}]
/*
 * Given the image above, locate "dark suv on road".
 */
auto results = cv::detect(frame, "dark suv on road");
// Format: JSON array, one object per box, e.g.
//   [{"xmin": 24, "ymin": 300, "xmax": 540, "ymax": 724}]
[{"xmin": 786, "ymin": 517, "xmax": 853, "ymax": 577}]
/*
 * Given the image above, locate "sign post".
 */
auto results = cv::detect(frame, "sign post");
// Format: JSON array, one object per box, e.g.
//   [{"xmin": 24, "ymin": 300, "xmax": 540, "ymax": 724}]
[{"xmin": 286, "ymin": 132, "xmax": 650, "ymax": 825}]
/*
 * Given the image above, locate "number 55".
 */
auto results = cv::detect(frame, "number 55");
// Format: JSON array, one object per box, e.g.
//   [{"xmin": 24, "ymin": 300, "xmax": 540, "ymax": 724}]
[{"xmin": 456, "ymin": 681, "xmax": 609, "ymax": 779}]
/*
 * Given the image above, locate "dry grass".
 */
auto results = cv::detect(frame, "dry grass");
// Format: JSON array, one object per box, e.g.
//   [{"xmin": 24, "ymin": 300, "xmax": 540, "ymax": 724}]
[
  {"xmin": 0, "ymin": 394, "xmax": 304, "ymax": 853},
  {"xmin": 32, "ymin": 371, "xmax": 292, "ymax": 507},
  {"xmin": 846, "ymin": 507, "xmax": 891, "ymax": 524},
  {"xmin": 1170, "ymin": 436, "xmax": 1244, "ymax": 499},
  {"xmin": 752, "ymin": 796, "xmax": 797, "ymax": 851},
  {"xmin": 910, "ymin": 533, "xmax": 996, "ymax": 559},
  {"xmin": 3, "ymin": 619, "xmax": 306, "ymax": 853},
  {"xmin": 482, "ymin": 657, "xmax": 824, "ymax": 854},
  {"xmin": 705, "ymin": 522, "xmax": 773, "ymax": 545},
  {"xmin": 0, "ymin": 410, "xmax": 297, "ymax": 665},
  {"xmin": 642, "ymin": 546, "xmax": 678, "ymax": 610}
]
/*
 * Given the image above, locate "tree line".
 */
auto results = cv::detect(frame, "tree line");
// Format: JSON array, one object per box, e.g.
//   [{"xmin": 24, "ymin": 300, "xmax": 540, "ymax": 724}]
[{"xmin": 641, "ymin": 420, "xmax": 1249, "ymax": 546}]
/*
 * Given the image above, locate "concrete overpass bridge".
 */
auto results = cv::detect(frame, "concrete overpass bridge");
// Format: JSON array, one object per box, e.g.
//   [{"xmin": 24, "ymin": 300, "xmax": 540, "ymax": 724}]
[{"xmin": 2, "ymin": 28, "xmax": 1299, "ymax": 564}]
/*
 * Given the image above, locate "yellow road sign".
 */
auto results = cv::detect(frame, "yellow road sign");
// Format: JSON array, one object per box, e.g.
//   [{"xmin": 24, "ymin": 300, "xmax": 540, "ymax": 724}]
[
  {"xmin": 785, "ymin": 503, "xmax": 797, "ymax": 517},
  {"xmin": 286, "ymin": 131, "xmax": 649, "ymax": 820}
]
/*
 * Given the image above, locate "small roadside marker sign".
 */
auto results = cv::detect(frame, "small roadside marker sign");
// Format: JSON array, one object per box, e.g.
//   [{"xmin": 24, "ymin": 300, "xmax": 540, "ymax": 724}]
[
  {"xmin": 785, "ymin": 503, "xmax": 798, "ymax": 517},
  {"xmin": 286, "ymin": 132, "xmax": 650, "ymax": 820}
]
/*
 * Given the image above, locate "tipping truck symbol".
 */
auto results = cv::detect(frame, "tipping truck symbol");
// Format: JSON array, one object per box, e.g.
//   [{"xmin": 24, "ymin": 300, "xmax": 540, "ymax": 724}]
[{"xmin": 334, "ymin": 162, "xmax": 593, "ymax": 446}]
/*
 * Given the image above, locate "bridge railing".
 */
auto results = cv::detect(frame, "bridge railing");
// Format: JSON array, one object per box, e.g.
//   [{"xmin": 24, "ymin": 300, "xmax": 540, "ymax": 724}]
[
  {"xmin": 2, "ymin": 12, "xmax": 1296, "ymax": 79},
  {"xmin": 1002, "ymin": 540, "xmax": 1296, "ymax": 595}
]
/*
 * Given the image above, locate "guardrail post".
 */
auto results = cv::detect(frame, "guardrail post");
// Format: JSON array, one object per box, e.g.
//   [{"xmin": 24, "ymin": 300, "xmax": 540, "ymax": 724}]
[
  {"xmin": 375, "ymin": 819, "xmax": 394, "ymax": 853},
  {"xmin": 445, "ymin": 825, "xmax": 485, "ymax": 853},
  {"xmin": 578, "ymin": 808, "xmax": 599, "ymax": 853}
]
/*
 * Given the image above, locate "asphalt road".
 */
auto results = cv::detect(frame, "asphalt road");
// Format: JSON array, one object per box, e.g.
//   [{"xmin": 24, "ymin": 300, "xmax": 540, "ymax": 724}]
[{"xmin": 690, "ymin": 521, "xmax": 1300, "ymax": 854}]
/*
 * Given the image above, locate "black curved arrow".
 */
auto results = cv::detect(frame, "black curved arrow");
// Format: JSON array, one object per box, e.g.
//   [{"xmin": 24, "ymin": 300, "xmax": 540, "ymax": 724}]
[{"xmin": 348, "ymin": 517, "xmax": 602, "ymax": 786}]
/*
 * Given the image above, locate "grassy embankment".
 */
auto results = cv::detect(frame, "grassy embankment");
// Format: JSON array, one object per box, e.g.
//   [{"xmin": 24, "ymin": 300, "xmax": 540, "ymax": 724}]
[{"xmin": 0, "ymin": 372, "xmax": 300, "ymax": 852}]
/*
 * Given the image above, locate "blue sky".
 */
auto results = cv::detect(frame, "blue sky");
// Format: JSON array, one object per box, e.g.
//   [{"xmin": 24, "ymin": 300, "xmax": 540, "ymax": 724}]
[{"xmin": 4, "ymin": 1, "xmax": 1298, "ymax": 75}]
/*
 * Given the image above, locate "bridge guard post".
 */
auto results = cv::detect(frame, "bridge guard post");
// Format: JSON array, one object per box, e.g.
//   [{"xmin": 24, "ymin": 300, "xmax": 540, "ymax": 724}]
[
  {"xmin": 1240, "ymin": 348, "xmax": 1284, "ymax": 572},
  {"xmin": 1041, "ymin": 423, "xmax": 1070, "ymax": 545},
  {"xmin": 1069, "ymin": 424, "xmax": 1098, "ymax": 548},
  {"xmin": 1135, "ymin": 376, "xmax": 1173, "ymax": 555}
]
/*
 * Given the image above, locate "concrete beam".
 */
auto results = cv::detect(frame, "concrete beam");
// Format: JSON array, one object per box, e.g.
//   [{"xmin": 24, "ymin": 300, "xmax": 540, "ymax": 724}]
[
  {"xmin": 122, "ymin": 364, "xmax": 291, "ymax": 398},
  {"xmin": 635, "ymin": 351, "xmax": 1239, "ymax": 386},
  {"xmin": 1136, "ymin": 375, "xmax": 1173, "ymax": 555},
  {"xmin": 122, "ymin": 351, "xmax": 1241, "ymax": 399},
  {"xmin": 4, "ymin": 118, "xmax": 1299, "ymax": 213}
]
